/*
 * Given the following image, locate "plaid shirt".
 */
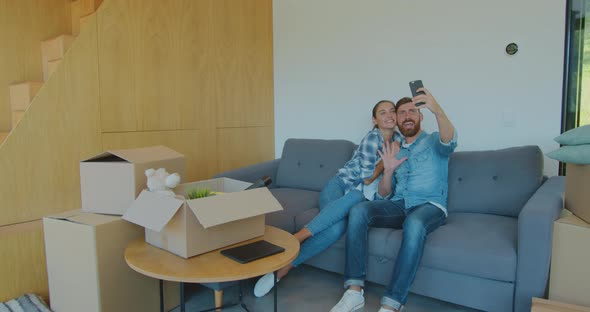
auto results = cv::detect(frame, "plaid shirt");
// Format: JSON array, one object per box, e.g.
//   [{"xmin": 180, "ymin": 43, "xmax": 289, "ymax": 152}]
[{"xmin": 336, "ymin": 129, "xmax": 399, "ymax": 193}]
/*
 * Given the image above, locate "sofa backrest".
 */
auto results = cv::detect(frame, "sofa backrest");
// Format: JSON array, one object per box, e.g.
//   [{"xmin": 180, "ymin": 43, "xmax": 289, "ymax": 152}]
[
  {"xmin": 276, "ymin": 139, "xmax": 356, "ymax": 191},
  {"xmin": 447, "ymin": 145, "xmax": 544, "ymax": 217}
]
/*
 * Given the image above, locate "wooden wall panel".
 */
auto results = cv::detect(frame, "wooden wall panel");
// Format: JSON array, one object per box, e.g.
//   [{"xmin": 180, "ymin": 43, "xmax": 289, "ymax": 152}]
[
  {"xmin": 0, "ymin": 14, "xmax": 101, "ymax": 226},
  {"xmin": 102, "ymin": 129, "xmax": 219, "ymax": 182},
  {"xmin": 212, "ymin": 0, "xmax": 274, "ymax": 128},
  {"xmin": 97, "ymin": 0, "xmax": 216, "ymax": 132},
  {"xmin": 217, "ymin": 126, "xmax": 274, "ymax": 173},
  {"xmin": 0, "ymin": 0, "xmax": 71, "ymax": 131},
  {"xmin": 0, "ymin": 221, "xmax": 48, "ymax": 302},
  {"xmin": 97, "ymin": 0, "xmax": 273, "ymax": 132}
]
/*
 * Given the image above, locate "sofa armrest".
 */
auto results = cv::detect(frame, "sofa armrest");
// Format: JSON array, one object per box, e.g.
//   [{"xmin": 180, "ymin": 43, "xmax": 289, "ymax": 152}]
[
  {"xmin": 213, "ymin": 159, "xmax": 281, "ymax": 188},
  {"xmin": 515, "ymin": 176, "xmax": 565, "ymax": 312}
]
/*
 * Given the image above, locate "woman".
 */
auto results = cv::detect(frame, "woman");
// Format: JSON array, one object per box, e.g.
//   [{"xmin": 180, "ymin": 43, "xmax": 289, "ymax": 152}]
[{"xmin": 254, "ymin": 100, "xmax": 400, "ymax": 297}]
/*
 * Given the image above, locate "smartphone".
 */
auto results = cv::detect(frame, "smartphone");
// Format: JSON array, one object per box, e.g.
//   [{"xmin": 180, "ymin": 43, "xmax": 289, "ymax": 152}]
[{"xmin": 409, "ymin": 80, "xmax": 426, "ymax": 106}]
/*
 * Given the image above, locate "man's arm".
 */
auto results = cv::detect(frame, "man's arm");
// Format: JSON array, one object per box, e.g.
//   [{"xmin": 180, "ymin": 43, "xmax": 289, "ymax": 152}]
[
  {"xmin": 377, "ymin": 141, "xmax": 406, "ymax": 197},
  {"xmin": 413, "ymin": 87, "xmax": 454, "ymax": 143}
]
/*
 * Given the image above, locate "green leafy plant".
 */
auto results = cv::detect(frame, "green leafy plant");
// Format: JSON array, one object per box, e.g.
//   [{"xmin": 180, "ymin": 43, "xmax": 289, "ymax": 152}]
[{"xmin": 187, "ymin": 188, "xmax": 213, "ymax": 199}]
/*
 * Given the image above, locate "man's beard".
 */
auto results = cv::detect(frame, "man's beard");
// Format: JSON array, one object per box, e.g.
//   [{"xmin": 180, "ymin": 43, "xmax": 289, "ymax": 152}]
[{"xmin": 399, "ymin": 119, "xmax": 421, "ymax": 137}]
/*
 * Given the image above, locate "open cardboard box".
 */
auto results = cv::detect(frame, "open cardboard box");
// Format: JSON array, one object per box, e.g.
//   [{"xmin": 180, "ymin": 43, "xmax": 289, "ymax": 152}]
[
  {"xmin": 123, "ymin": 177, "xmax": 283, "ymax": 258},
  {"xmin": 80, "ymin": 145, "xmax": 186, "ymax": 215}
]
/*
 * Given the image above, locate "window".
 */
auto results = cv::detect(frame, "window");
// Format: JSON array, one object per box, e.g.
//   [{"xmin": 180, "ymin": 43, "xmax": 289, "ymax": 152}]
[{"xmin": 561, "ymin": 0, "xmax": 590, "ymax": 174}]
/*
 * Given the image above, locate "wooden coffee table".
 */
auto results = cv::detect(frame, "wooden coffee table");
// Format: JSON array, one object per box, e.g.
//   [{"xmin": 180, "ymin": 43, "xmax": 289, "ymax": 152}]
[{"xmin": 125, "ymin": 225, "xmax": 299, "ymax": 312}]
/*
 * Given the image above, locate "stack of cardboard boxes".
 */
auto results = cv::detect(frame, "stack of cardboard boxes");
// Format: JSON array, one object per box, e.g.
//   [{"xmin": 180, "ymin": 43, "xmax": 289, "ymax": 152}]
[
  {"xmin": 549, "ymin": 164, "xmax": 590, "ymax": 308},
  {"xmin": 43, "ymin": 145, "xmax": 282, "ymax": 311}
]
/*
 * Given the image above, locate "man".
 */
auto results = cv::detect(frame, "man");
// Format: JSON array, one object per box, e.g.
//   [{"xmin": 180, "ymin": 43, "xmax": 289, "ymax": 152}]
[{"xmin": 330, "ymin": 88, "xmax": 457, "ymax": 312}]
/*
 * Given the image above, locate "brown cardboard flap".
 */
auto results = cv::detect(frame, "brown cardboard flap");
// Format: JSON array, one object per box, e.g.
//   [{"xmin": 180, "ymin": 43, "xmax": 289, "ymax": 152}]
[
  {"xmin": 186, "ymin": 188, "xmax": 283, "ymax": 228},
  {"xmin": 45, "ymin": 211, "xmax": 120, "ymax": 226},
  {"xmin": 110, "ymin": 146, "xmax": 184, "ymax": 164},
  {"xmin": 123, "ymin": 190, "xmax": 184, "ymax": 232},
  {"xmin": 81, "ymin": 151, "xmax": 128, "ymax": 162},
  {"xmin": 81, "ymin": 146, "xmax": 184, "ymax": 164},
  {"xmin": 556, "ymin": 214, "xmax": 590, "ymax": 229}
]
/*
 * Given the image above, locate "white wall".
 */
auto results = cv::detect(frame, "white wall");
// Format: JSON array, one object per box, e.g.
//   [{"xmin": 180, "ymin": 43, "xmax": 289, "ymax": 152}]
[{"xmin": 273, "ymin": 0, "xmax": 565, "ymax": 176}]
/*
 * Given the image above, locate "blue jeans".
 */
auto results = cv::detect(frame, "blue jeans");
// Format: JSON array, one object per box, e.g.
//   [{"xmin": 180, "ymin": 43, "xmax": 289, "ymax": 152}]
[
  {"xmin": 343, "ymin": 200, "xmax": 446, "ymax": 310},
  {"xmin": 291, "ymin": 177, "xmax": 366, "ymax": 266}
]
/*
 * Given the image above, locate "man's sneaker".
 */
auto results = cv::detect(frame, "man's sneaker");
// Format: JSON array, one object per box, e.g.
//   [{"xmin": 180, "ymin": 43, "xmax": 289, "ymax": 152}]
[
  {"xmin": 253, "ymin": 273, "xmax": 278, "ymax": 298},
  {"xmin": 378, "ymin": 307, "xmax": 402, "ymax": 312},
  {"xmin": 330, "ymin": 289, "xmax": 365, "ymax": 312}
]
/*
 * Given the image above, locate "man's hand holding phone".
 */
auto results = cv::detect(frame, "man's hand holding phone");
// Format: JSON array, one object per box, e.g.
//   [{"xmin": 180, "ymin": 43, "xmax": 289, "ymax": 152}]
[
  {"xmin": 409, "ymin": 80, "xmax": 426, "ymax": 106},
  {"xmin": 409, "ymin": 80, "xmax": 443, "ymax": 115}
]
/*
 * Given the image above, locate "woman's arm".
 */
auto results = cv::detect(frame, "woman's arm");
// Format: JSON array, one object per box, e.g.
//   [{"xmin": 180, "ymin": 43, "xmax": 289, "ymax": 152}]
[{"xmin": 357, "ymin": 130, "xmax": 381, "ymax": 180}]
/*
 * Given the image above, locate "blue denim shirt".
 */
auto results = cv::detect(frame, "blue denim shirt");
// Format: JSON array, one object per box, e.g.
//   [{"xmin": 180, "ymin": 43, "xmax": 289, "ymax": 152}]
[{"xmin": 391, "ymin": 130, "xmax": 458, "ymax": 215}]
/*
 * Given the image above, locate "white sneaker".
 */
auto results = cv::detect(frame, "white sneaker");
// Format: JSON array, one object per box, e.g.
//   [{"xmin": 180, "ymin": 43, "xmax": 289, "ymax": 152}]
[
  {"xmin": 253, "ymin": 273, "xmax": 278, "ymax": 298},
  {"xmin": 378, "ymin": 307, "xmax": 400, "ymax": 312},
  {"xmin": 330, "ymin": 289, "xmax": 365, "ymax": 312}
]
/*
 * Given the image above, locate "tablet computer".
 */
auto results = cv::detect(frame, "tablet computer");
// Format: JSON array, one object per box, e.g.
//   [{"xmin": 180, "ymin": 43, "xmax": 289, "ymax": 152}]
[{"xmin": 220, "ymin": 240, "xmax": 285, "ymax": 264}]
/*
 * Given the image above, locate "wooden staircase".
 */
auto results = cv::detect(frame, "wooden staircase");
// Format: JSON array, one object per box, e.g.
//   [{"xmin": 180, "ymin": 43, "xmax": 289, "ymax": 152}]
[{"xmin": 1, "ymin": 0, "xmax": 102, "ymax": 145}]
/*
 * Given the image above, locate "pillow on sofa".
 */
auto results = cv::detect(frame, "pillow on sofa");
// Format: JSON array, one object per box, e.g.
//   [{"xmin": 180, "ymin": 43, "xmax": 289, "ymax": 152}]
[
  {"xmin": 276, "ymin": 139, "xmax": 355, "ymax": 191},
  {"xmin": 546, "ymin": 145, "xmax": 590, "ymax": 164},
  {"xmin": 554, "ymin": 124, "xmax": 590, "ymax": 145}
]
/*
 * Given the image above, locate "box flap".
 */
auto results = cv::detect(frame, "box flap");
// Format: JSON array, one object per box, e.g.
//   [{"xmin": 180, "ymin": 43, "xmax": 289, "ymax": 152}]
[
  {"xmin": 111, "ymin": 146, "xmax": 184, "ymax": 164},
  {"xmin": 186, "ymin": 188, "xmax": 283, "ymax": 228},
  {"xmin": 81, "ymin": 145, "xmax": 184, "ymax": 164},
  {"xmin": 81, "ymin": 151, "xmax": 129, "ymax": 163},
  {"xmin": 122, "ymin": 190, "xmax": 184, "ymax": 232},
  {"xmin": 45, "ymin": 210, "xmax": 120, "ymax": 226},
  {"xmin": 556, "ymin": 214, "xmax": 590, "ymax": 229}
]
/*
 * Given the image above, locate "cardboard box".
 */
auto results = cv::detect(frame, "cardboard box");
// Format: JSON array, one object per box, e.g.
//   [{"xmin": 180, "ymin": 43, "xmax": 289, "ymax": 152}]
[
  {"xmin": 43, "ymin": 210, "xmax": 179, "ymax": 312},
  {"xmin": 549, "ymin": 214, "xmax": 590, "ymax": 307},
  {"xmin": 123, "ymin": 177, "xmax": 283, "ymax": 258},
  {"xmin": 80, "ymin": 145, "xmax": 186, "ymax": 215},
  {"xmin": 532, "ymin": 298, "xmax": 590, "ymax": 312},
  {"xmin": 565, "ymin": 164, "xmax": 590, "ymax": 224}
]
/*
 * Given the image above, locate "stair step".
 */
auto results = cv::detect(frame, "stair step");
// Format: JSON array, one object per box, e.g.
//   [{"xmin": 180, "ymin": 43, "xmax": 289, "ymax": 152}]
[
  {"xmin": 72, "ymin": 0, "xmax": 101, "ymax": 35},
  {"xmin": 42, "ymin": 35, "xmax": 73, "ymax": 81},
  {"xmin": 12, "ymin": 110, "xmax": 25, "ymax": 128},
  {"xmin": 45, "ymin": 59, "xmax": 63, "ymax": 81},
  {"xmin": 9, "ymin": 82, "xmax": 43, "ymax": 111},
  {"xmin": 0, "ymin": 132, "xmax": 8, "ymax": 144}
]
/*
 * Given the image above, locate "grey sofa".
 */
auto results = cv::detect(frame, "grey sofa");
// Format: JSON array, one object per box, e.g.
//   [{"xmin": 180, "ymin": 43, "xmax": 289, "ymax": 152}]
[{"xmin": 214, "ymin": 138, "xmax": 565, "ymax": 312}]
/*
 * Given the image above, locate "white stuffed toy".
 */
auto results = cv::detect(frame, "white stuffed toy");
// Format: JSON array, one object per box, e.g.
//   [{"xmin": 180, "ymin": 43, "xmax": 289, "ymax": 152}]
[{"xmin": 145, "ymin": 168, "xmax": 181, "ymax": 197}]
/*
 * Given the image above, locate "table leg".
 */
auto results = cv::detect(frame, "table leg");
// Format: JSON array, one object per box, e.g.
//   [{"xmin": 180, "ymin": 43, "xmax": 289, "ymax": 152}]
[
  {"xmin": 274, "ymin": 271, "xmax": 278, "ymax": 312},
  {"xmin": 159, "ymin": 280, "xmax": 164, "ymax": 312},
  {"xmin": 180, "ymin": 282, "xmax": 185, "ymax": 312},
  {"xmin": 239, "ymin": 281, "xmax": 249, "ymax": 312}
]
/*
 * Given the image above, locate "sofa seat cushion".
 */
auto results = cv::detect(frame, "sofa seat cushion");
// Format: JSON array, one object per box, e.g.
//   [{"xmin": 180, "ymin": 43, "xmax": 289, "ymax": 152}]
[
  {"xmin": 295, "ymin": 209, "xmax": 517, "ymax": 283},
  {"xmin": 380, "ymin": 212, "xmax": 518, "ymax": 282},
  {"xmin": 267, "ymin": 188, "xmax": 320, "ymax": 233}
]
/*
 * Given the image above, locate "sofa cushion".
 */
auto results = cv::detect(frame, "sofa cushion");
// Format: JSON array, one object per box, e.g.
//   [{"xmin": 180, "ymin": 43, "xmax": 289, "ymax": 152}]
[
  {"xmin": 267, "ymin": 188, "xmax": 320, "ymax": 233},
  {"xmin": 294, "ymin": 208, "xmax": 319, "ymax": 232},
  {"xmin": 276, "ymin": 139, "xmax": 355, "ymax": 191},
  {"xmin": 447, "ymin": 145, "xmax": 544, "ymax": 217},
  {"xmin": 379, "ymin": 213, "xmax": 517, "ymax": 282},
  {"xmin": 300, "ymin": 211, "xmax": 517, "ymax": 283}
]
